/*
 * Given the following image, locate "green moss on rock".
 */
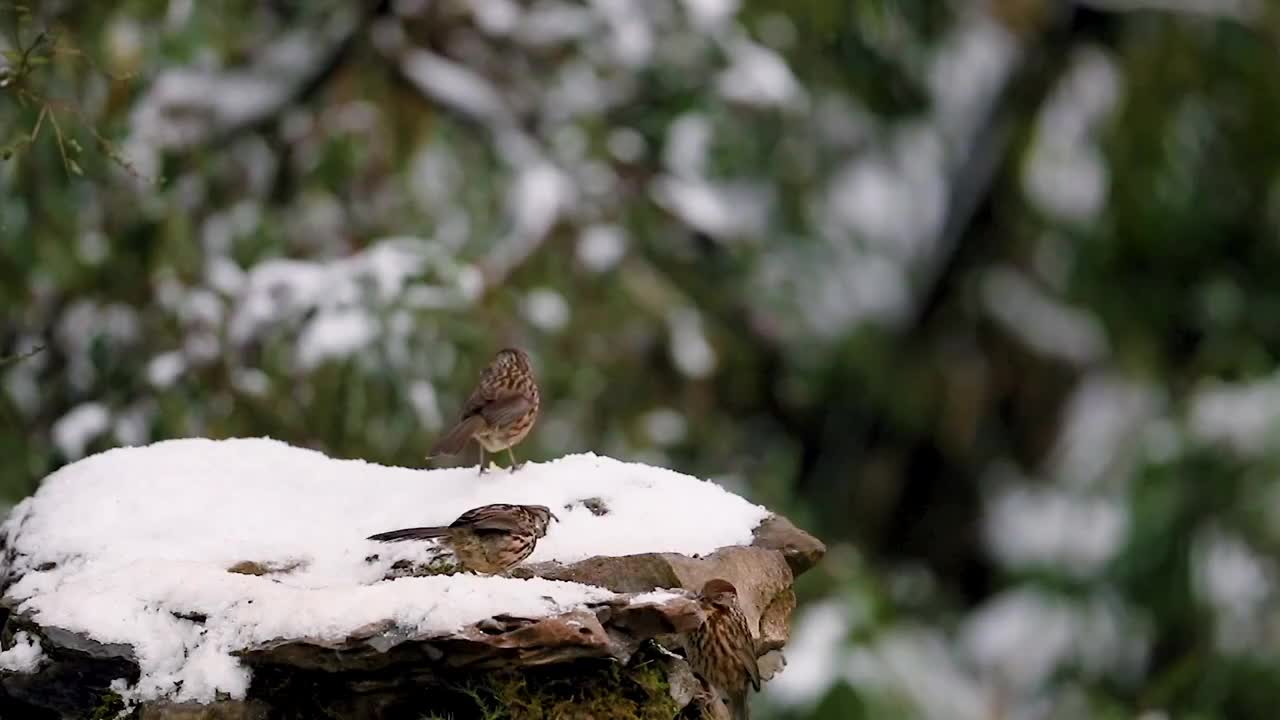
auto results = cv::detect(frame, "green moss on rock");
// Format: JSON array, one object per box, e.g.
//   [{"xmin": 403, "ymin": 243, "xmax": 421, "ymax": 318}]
[
  {"xmin": 89, "ymin": 690, "xmax": 139, "ymax": 720},
  {"xmin": 242, "ymin": 644, "xmax": 691, "ymax": 719},
  {"xmin": 444, "ymin": 653, "xmax": 682, "ymax": 720}
]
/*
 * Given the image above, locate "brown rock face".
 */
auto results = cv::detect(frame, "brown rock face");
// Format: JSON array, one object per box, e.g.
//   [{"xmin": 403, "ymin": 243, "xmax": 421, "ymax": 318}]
[
  {"xmin": 751, "ymin": 514, "xmax": 827, "ymax": 576},
  {"xmin": 514, "ymin": 545, "xmax": 797, "ymax": 653}
]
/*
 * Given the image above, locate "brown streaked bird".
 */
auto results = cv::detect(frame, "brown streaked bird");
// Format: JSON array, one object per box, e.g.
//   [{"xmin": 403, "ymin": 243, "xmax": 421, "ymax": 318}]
[
  {"xmin": 687, "ymin": 579, "xmax": 762, "ymax": 720},
  {"xmin": 430, "ymin": 347, "xmax": 540, "ymax": 474},
  {"xmin": 366, "ymin": 503, "xmax": 556, "ymax": 575}
]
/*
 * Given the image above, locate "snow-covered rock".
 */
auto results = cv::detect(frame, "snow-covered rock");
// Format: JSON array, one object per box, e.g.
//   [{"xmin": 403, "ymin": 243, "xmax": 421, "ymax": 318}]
[{"xmin": 0, "ymin": 438, "xmax": 823, "ymax": 718}]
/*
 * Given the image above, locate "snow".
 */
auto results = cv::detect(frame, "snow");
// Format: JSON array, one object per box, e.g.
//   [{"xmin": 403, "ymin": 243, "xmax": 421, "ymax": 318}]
[
  {"xmin": 226, "ymin": 237, "xmax": 431, "ymax": 368},
  {"xmin": 517, "ymin": 3, "xmax": 595, "ymax": 47},
  {"xmin": 51, "ymin": 402, "xmax": 112, "ymax": 460},
  {"xmin": 146, "ymin": 351, "xmax": 187, "ymax": 388},
  {"xmin": 824, "ymin": 125, "xmax": 947, "ymax": 264},
  {"xmin": 1022, "ymin": 47, "xmax": 1120, "ymax": 225},
  {"xmin": 663, "ymin": 113, "xmax": 711, "ymax": 178},
  {"xmin": 717, "ymin": 38, "xmax": 804, "ymax": 109},
  {"xmin": 401, "ymin": 49, "xmax": 510, "ymax": 124},
  {"xmin": 651, "ymin": 176, "xmax": 770, "ymax": 238},
  {"xmin": 1046, "ymin": 375, "xmax": 1159, "ymax": 488},
  {"xmin": 981, "ymin": 267, "xmax": 1109, "ymax": 366},
  {"xmin": 128, "ymin": 15, "xmax": 355, "ymax": 155},
  {"xmin": 1188, "ymin": 374, "xmax": 1280, "ymax": 455},
  {"xmin": 681, "ymin": 0, "xmax": 739, "ymax": 30},
  {"xmin": 960, "ymin": 589, "xmax": 1148, "ymax": 693},
  {"xmin": 1, "ymin": 438, "xmax": 768, "ymax": 703},
  {"xmin": 667, "ymin": 308, "xmax": 717, "ymax": 379},
  {"xmin": 1192, "ymin": 526, "xmax": 1274, "ymax": 652},
  {"xmin": 592, "ymin": 0, "xmax": 654, "ymax": 67},
  {"xmin": 130, "ymin": 69, "xmax": 285, "ymax": 149},
  {"xmin": 847, "ymin": 627, "xmax": 988, "ymax": 720},
  {"xmin": 521, "ymin": 288, "xmax": 571, "ymax": 331},
  {"xmin": 509, "ymin": 162, "xmax": 573, "ymax": 244},
  {"xmin": 296, "ymin": 308, "xmax": 378, "ymax": 369},
  {"xmin": 984, "ymin": 482, "xmax": 1127, "ymax": 577},
  {"xmin": 1079, "ymin": 0, "xmax": 1258, "ymax": 22},
  {"xmin": 606, "ymin": 127, "xmax": 646, "ymax": 163},
  {"xmin": 473, "ymin": 0, "xmax": 522, "ymax": 35},
  {"xmin": 78, "ymin": 230, "xmax": 110, "ymax": 265},
  {"xmin": 927, "ymin": 13, "xmax": 1018, "ymax": 147},
  {"xmin": 0, "ymin": 631, "xmax": 44, "ymax": 673},
  {"xmin": 407, "ymin": 380, "xmax": 444, "ymax": 431},
  {"xmin": 642, "ymin": 408, "xmax": 688, "ymax": 446},
  {"xmin": 576, "ymin": 224, "xmax": 628, "ymax": 272}
]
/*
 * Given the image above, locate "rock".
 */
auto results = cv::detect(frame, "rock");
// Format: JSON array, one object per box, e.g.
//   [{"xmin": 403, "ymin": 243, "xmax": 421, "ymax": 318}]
[
  {"xmin": 0, "ymin": 442, "xmax": 824, "ymax": 720},
  {"xmin": 515, "ymin": 544, "xmax": 797, "ymax": 651},
  {"xmin": 0, "ymin": 619, "xmax": 139, "ymax": 719},
  {"xmin": 224, "ymin": 559, "xmax": 308, "ymax": 576},
  {"xmin": 1, "ymin": 513, "xmax": 822, "ymax": 718},
  {"xmin": 751, "ymin": 513, "xmax": 827, "ymax": 576},
  {"xmin": 514, "ymin": 512, "xmax": 824, "ymax": 653},
  {"xmin": 139, "ymin": 700, "xmax": 271, "ymax": 720},
  {"xmin": 234, "ymin": 591, "xmax": 703, "ymax": 673}
]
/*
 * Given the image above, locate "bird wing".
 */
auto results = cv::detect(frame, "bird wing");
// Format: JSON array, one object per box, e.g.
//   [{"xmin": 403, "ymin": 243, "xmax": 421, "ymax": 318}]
[
  {"xmin": 727, "ymin": 606, "xmax": 762, "ymax": 691},
  {"xmin": 459, "ymin": 358, "xmax": 511, "ymax": 417},
  {"xmin": 479, "ymin": 394, "xmax": 534, "ymax": 428},
  {"xmin": 459, "ymin": 382, "xmax": 493, "ymax": 419},
  {"xmin": 452, "ymin": 504, "xmax": 526, "ymax": 533}
]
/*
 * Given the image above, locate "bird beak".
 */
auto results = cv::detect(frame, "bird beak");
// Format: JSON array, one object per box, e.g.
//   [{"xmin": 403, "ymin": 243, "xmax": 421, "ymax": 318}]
[{"xmin": 550, "ymin": 512, "xmax": 561, "ymax": 523}]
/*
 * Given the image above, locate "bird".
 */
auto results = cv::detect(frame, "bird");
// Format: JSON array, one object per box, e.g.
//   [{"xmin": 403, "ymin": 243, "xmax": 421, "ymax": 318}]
[
  {"xmin": 366, "ymin": 503, "xmax": 557, "ymax": 575},
  {"xmin": 429, "ymin": 347, "xmax": 540, "ymax": 474},
  {"xmin": 687, "ymin": 578, "xmax": 761, "ymax": 720}
]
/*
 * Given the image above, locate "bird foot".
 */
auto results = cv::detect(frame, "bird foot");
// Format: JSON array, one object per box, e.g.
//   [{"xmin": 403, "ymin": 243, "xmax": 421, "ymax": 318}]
[{"xmin": 509, "ymin": 462, "xmax": 524, "ymax": 473}]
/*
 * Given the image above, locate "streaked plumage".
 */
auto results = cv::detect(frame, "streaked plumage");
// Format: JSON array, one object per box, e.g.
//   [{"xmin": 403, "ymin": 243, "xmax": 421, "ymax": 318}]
[
  {"xmin": 367, "ymin": 503, "xmax": 556, "ymax": 574},
  {"xmin": 688, "ymin": 579, "xmax": 761, "ymax": 720},
  {"xmin": 429, "ymin": 348, "xmax": 540, "ymax": 473}
]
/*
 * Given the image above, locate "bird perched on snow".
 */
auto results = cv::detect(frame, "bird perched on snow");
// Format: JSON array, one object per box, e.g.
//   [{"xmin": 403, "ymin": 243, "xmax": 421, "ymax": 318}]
[
  {"xmin": 687, "ymin": 578, "xmax": 761, "ymax": 720},
  {"xmin": 429, "ymin": 347, "xmax": 540, "ymax": 474},
  {"xmin": 366, "ymin": 503, "xmax": 556, "ymax": 575}
]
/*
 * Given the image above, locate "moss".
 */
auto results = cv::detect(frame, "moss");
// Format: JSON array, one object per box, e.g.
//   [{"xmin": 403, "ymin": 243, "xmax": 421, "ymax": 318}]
[
  {"xmin": 244, "ymin": 644, "xmax": 690, "ymax": 719},
  {"xmin": 378, "ymin": 552, "xmax": 462, "ymax": 580},
  {"xmin": 89, "ymin": 691, "xmax": 139, "ymax": 720},
  {"xmin": 440, "ymin": 651, "xmax": 683, "ymax": 720}
]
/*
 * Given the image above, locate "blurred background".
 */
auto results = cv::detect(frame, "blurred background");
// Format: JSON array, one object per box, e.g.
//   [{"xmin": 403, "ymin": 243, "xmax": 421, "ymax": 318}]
[{"xmin": 4, "ymin": 0, "xmax": 1280, "ymax": 717}]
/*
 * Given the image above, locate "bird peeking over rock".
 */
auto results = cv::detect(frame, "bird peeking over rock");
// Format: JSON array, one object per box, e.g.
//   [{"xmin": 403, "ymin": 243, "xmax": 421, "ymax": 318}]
[{"xmin": 687, "ymin": 578, "xmax": 762, "ymax": 720}]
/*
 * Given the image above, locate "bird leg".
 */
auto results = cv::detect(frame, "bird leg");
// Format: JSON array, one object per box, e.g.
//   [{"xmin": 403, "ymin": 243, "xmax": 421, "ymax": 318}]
[
  {"xmin": 477, "ymin": 446, "xmax": 488, "ymax": 475},
  {"xmin": 507, "ymin": 447, "xmax": 523, "ymax": 472}
]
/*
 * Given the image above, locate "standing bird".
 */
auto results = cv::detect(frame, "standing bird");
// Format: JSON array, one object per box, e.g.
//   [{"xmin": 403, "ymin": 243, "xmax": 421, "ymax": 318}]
[
  {"xmin": 430, "ymin": 347, "xmax": 540, "ymax": 474},
  {"xmin": 367, "ymin": 503, "xmax": 556, "ymax": 575},
  {"xmin": 687, "ymin": 579, "xmax": 761, "ymax": 720}
]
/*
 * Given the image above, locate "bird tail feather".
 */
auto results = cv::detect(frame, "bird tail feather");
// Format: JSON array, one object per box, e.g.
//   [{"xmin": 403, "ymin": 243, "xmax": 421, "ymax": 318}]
[
  {"xmin": 429, "ymin": 415, "xmax": 486, "ymax": 457},
  {"xmin": 367, "ymin": 526, "xmax": 452, "ymax": 542},
  {"xmin": 729, "ymin": 691, "xmax": 750, "ymax": 720}
]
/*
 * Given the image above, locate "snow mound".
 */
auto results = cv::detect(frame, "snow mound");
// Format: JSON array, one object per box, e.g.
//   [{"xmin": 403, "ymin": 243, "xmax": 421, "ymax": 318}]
[{"xmin": 0, "ymin": 438, "xmax": 769, "ymax": 703}]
